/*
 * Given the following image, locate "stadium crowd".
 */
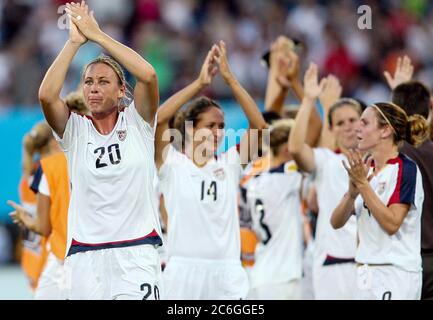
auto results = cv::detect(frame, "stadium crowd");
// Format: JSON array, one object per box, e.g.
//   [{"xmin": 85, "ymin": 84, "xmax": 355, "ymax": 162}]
[{"xmin": 1, "ymin": 0, "xmax": 433, "ymax": 301}]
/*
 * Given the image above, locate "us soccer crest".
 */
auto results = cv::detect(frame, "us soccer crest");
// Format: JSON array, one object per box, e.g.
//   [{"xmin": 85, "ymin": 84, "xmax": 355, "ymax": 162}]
[
  {"xmin": 213, "ymin": 168, "xmax": 226, "ymax": 181},
  {"xmin": 117, "ymin": 130, "xmax": 127, "ymax": 141}
]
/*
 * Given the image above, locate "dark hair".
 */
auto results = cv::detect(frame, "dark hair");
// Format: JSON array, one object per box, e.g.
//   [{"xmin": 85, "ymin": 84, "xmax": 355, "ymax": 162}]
[
  {"xmin": 173, "ymin": 96, "xmax": 222, "ymax": 148},
  {"xmin": 372, "ymin": 102, "xmax": 429, "ymax": 147},
  {"xmin": 392, "ymin": 81, "xmax": 431, "ymax": 119},
  {"xmin": 328, "ymin": 98, "xmax": 363, "ymax": 127},
  {"xmin": 261, "ymin": 111, "xmax": 281, "ymax": 125}
]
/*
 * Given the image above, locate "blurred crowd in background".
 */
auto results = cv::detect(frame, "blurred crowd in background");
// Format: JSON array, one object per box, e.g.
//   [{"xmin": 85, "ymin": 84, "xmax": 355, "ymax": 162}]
[{"xmin": 1, "ymin": 0, "xmax": 433, "ymax": 110}]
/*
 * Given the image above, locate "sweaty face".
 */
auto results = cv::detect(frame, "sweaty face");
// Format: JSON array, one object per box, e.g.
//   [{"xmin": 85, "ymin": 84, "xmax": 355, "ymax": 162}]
[
  {"xmin": 331, "ymin": 105, "xmax": 361, "ymax": 150},
  {"xmin": 82, "ymin": 63, "xmax": 124, "ymax": 116},
  {"xmin": 357, "ymin": 107, "xmax": 391, "ymax": 152},
  {"xmin": 191, "ymin": 107, "xmax": 225, "ymax": 157}
]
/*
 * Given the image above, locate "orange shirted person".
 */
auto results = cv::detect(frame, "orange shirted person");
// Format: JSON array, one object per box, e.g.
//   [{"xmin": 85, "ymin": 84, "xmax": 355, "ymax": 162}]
[{"xmin": 18, "ymin": 174, "xmax": 49, "ymax": 291}]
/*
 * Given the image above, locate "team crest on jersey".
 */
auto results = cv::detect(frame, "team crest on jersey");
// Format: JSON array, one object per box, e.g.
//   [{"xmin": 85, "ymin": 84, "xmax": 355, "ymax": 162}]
[
  {"xmin": 377, "ymin": 182, "xmax": 386, "ymax": 195},
  {"xmin": 213, "ymin": 168, "xmax": 226, "ymax": 180},
  {"xmin": 117, "ymin": 130, "xmax": 127, "ymax": 141}
]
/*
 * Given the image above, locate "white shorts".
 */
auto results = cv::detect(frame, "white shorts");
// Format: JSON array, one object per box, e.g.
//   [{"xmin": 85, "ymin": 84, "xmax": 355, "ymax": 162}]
[
  {"xmin": 163, "ymin": 257, "xmax": 249, "ymax": 300},
  {"xmin": 34, "ymin": 252, "xmax": 67, "ymax": 300},
  {"xmin": 64, "ymin": 245, "xmax": 162, "ymax": 300},
  {"xmin": 313, "ymin": 263, "xmax": 357, "ymax": 300},
  {"xmin": 355, "ymin": 264, "xmax": 422, "ymax": 300},
  {"xmin": 248, "ymin": 279, "xmax": 301, "ymax": 300}
]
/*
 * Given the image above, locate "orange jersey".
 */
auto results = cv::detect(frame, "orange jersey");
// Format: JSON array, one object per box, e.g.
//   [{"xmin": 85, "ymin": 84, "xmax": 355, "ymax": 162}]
[
  {"xmin": 19, "ymin": 176, "xmax": 48, "ymax": 290},
  {"xmin": 40, "ymin": 152, "xmax": 70, "ymax": 260}
]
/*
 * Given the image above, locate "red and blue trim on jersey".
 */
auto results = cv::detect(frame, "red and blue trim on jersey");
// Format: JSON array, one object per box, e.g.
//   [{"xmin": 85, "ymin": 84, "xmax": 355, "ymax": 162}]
[
  {"xmin": 67, "ymin": 229, "xmax": 163, "ymax": 256},
  {"xmin": 386, "ymin": 153, "xmax": 417, "ymax": 207}
]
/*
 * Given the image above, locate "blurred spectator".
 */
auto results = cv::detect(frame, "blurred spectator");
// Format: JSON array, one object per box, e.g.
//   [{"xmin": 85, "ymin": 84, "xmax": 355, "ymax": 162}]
[{"xmin": 0, "ymin": 0, "xmax": 432, "ymax": 109}]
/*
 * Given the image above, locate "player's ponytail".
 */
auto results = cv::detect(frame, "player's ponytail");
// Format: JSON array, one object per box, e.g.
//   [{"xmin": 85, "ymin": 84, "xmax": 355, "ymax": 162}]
[
  {"xmin": 22, "ymin": 122, "xmax": 53, "ymax": 176},
  {"xmin": 406, "ymin": 114, "xmax": 429, "ymax": 147}
]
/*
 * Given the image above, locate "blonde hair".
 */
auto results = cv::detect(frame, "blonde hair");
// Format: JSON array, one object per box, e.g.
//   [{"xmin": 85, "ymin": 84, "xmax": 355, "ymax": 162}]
[
  {"xmin": 269, "ymin": 119, "xmax": 295, "ymax": 156},
  {"xmin": 81, "ymin": 55, "xmax": 133, "ymax": 107},
  {"xmin": 65, "ymin": 91, "xmax": 88, "ymax": 115},
  {"xmin": 82, "ymin": 55, "xmax": 126, "ymax": 85},
  {"xmin": 22, "ymin": 121, "xmax": 53, "ymax": 176},
  {"xmin": 372, "ymin": 102, "xmax": 429, "ymax": 147}
]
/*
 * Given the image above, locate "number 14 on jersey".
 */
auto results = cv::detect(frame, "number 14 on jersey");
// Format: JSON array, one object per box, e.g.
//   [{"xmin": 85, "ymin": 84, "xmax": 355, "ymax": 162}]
[{"xmin": 201, "ymin": 180, "xmax": 217, "ymax": 201}]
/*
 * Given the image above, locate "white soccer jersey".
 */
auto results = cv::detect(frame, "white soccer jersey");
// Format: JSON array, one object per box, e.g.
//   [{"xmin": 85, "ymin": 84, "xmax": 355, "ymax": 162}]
[
  {"xmin": 158, "ymin": 145, "xmax": 242, "ymax": 261},
  {"xmin": 313, "ymin": 148, "xmax": 357, "ymax": 265},
  {"xmin": 246, "ymin": 161, "xmax": 303, "ymax": 289},
  {"xmin": 54, "ymin": 103, "xmax": 162, "ymax": 257},
  {"xmin": 354, "ymin": 153, "xmax": 424, "ymax": 272}
]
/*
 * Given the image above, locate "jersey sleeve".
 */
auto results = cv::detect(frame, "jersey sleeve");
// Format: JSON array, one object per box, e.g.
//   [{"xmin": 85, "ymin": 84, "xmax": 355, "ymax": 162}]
[
  {"xmin": 124, "ymin": 101, "xmax": 156, "ymax": 140},
  {"xmin": 387, "ymin": 159, "xmax": 418, "ymax": 207},
  {"xmin": 52, "ymin": 112, "xmax": 81, "ymax": 151}
]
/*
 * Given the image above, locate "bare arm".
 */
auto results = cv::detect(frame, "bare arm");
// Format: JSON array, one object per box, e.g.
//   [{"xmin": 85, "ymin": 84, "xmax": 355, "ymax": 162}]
[
  {"xmin": 289, "ymin": 63, "xmax": 326, "ymax": 173},
  {"xmin": 67, "ymin": 2, "xmax": 158, "ymax": 123},
  {"xmin": 38, "ymin": 10, "xmax": 87, "ymax": 137},
  {"xmin": 155, "ymin": 47, "xmax": 218, "ymax": 169},
  {"xmin": 358, "ymin": 184, "xmax": 410, "ymax": 235},
  {"xmin": 343, "ymin": 150, "xmax": 407, "ymax": 235},
  {"xmin": 265, "ymin": 37, "xmax": 302, "ymax": 113},
  {"xmin": 215, "ymin": 41, "xmax": 267, "ymax": 165},
  {"xmin": 331, "ymin": 193, "xmax": 356, "ymax": 229},
  {"xmin": 317, "ymin": 75, "xmax": 342, "ymax": 149}
]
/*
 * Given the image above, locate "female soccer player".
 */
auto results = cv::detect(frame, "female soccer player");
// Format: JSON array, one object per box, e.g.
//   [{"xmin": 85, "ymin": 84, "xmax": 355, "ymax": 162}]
[
  {"xmin": 246, "ymin": 119, "xmax": 304, "ymax": 300},
  {"xmin": 331, "ymin": 102, "xmax": 427, "ymax": 300},
  {"xmin": 155, "ymin": 41, "xmax": 267, "ymax": 299},
  {"xmin": 289, "ymin": 63, "xmax": 363, "ymax": 299},
  {"xmin": 37, "ymin": 1, "xmax": 162, "ymax": 299}
]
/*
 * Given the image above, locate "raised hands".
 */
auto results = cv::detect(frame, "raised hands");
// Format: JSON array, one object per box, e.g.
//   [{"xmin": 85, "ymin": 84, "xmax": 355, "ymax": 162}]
[
  {"xmin": 197, "ymin": 45, "xmax": 219, "ymax": 87},
  {"xmin": 67, "ymin": 2, "xmax": 87, "ymax": 46},
  {"xmin": 214, "ymin": 41, "xmax": 235, "ymax": 85},
  {"xmin": 342, "ymin": 150, "xmax": 372, "ymax": 191},
  {"xmin": 65, "ymin": 1, "xmax": 102, "ymax": 43},
  {"xmin": 384, "ymin": 55, "xmax": 414, "ymax": 90},
  {"xmin": 270, "ymin": 37, "xmax": 300, "ymax": 89},
  {"xmin": 319, "ymin": 74, "xmax": 342, "ymax": 110},
  {"xmin": 303, "ymin": 63, "xmax": 327, "ymax": 100}
]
